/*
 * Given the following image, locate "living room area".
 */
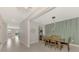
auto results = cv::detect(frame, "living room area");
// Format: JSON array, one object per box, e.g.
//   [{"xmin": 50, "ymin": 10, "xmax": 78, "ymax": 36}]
[
  {"xmin": 0, "ymin": 7, "xmax": 79, "ymax": 52},
  {"xmin": 28, "ymin": 7, "xmax": 79, "ymax": 52}
]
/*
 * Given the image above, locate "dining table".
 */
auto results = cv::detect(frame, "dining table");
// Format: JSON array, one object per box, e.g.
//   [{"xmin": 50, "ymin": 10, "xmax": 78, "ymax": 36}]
[{"xmin": 44, "ymin": 35, "xmax": 70, "ymax": 51}]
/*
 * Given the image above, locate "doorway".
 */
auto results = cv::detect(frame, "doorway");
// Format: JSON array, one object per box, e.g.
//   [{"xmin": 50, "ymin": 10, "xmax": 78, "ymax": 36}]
[{"xmin": 39, "ymin": 27, "xmax": 43, "ymax": 41}]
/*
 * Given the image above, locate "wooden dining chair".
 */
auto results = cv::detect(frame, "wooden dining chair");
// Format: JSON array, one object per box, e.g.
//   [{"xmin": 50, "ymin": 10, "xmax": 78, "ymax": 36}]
[
  {"xmin": 44, "ymin": 39, "xmax": 50, "ymax": 46},
  {"xmin": 60, "ymin": 37, "xmax": 71, "ymax": 52},
  {"xmin": 42, "ymin": 36, "xmax": 50, "ymax": 46},
  {"xmin": 48, "ymin": 35, "xmax": 62, "ymax": 48},
  {"xmin": 49, "ymin": 39, "xmax": 57, "ymax": 48}
]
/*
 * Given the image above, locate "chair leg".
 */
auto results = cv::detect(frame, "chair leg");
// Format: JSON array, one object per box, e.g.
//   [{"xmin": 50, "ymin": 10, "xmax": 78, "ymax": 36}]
[
  {"xmin": 45, "ymin": 42, "xmax": 46, "ymax": 46},
  {"xmin": 57, "ymin": 42, "xmax": 62, "ymax": 51},
  {"xmin": 45, "ymin": 42, "xmax": 47, "ymax": 46},
  {"xmin": 45, "ymin": 41, "xmax": 49, "ymax": 46},
  {"xmin": 60, "ymin": 45, "xmax": 63, "ymax": 51},
  {"xmin": 68, "ymin": 44, "xmax": 70, "ymax": 52},
  {"xmin": 45, "ymin": 41, "xmax": 47, "ymax": 46}
]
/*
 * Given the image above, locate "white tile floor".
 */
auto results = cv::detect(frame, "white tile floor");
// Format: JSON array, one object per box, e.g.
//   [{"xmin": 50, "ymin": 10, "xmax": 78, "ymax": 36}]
[{"xmin": 0, "ymin": 37, "xmax": 79, "ymax": 52}]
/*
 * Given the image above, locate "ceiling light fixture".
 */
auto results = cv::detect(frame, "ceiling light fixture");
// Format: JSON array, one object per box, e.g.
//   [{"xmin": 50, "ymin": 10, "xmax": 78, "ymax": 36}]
[
  {"xmin": 52, "ymin": 16, "xmax": 56, "ymax": 34},
  {"xmin": 52, "ymin": 16, "xmax": 56, "ymax": 19}
]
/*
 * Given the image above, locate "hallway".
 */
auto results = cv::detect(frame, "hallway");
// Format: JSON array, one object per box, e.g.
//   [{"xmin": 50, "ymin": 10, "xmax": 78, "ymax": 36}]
[
  {"xmin": 0, "ymin": 36, "xmax": 28, "ymax": 52},
  {"xmin": 1, "ymin": 7, "xmax": 79, "ymax": 52}
]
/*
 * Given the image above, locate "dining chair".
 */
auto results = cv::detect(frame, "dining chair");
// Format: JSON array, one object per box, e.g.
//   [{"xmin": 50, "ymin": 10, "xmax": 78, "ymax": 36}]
[
  {"xmin": 59, "ymin": 37, "xmax": 71, "ymax": 52},
  {"xmin": 48, "ymin": 35, "xmax": 62, "ymax": 48},
  {"xmin": 43, "ymin": 36, "xmax": 50, "ymax": 46},
  {"xmin": 49, "ymin": 39, "xmax": 57, "ymax": 48}
]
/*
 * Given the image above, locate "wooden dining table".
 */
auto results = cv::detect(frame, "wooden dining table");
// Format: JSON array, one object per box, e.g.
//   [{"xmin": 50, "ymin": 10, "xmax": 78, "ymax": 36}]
[
  {"xmin": 44, "ymin": 35, "xmax": 62, "ymax": 46},
  {"xmin": 44, "ymin": 35, "xmax": 70, "ymax": 51}
]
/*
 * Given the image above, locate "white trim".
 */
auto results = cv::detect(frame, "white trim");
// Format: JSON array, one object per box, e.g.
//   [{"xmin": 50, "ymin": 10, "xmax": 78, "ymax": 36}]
[
  {"xmin": 70, "ymin": 44, "xmax": 79, "ymax": 47},
  {"xmin": 30, "ymin": 41, "xmax": 39, "ymax": 44}
]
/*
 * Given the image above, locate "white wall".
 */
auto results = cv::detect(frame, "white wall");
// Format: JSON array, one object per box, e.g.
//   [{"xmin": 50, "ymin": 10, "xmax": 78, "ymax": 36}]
[
  {"xmin": 19, "ymin": 19, "xmax": 40, "ymax": 47},
  {"xmin": 0, "ymin": 16, "xmax": 7, "ymax": 49},
  {"xmin": 30, "ymin": 21, "xmax": 39, "ymax": 44},
  {"xmin": 19, "ymin": 20, "xmax": 30, "ymax": 47}
]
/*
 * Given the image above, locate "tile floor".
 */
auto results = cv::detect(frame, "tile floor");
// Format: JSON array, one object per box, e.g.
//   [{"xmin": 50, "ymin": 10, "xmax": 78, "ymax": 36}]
[{"xmin": 0, "ymin": 38, "xmax": 79, "ymax": 52}]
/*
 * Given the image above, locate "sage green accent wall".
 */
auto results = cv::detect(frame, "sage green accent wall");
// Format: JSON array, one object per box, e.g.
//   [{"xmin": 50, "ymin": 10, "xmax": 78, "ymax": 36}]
[{"xmin": 45, "ymin": 17, "xmax": 79, "ymax": 44}]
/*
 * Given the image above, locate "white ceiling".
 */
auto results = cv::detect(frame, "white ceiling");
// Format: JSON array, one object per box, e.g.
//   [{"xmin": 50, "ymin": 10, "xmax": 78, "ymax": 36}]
[
  {"xmin": 34, "ymin": 7, "xmax": 79, "ymax": 25},
  {"xmin": 0, "ymin": 7, "xmax": 53, "ymax": 29},
  {"xmin": 1, "ymin": 7, "xmax": 79, "ymax": 28},
  {"xmin": 0, "ymin": 7, "xmax": 29, "ymax": 28}
]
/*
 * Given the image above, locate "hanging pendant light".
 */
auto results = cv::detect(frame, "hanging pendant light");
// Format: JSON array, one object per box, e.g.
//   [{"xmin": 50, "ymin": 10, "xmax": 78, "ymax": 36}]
[
  {"xmin": 52, "ymin": 16, "xmax": 56, "ymax": 34},
  {"xmin": 52, "ymin": 16, "xmax": 56, "ymax": 19},
  {"xmin": 52, "ymin": 16, "xmax": 56, "ymax": 24}
]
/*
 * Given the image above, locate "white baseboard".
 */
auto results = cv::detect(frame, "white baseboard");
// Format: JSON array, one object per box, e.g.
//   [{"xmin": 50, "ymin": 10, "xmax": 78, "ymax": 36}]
[
  {"xmin": 70, "ymin": 44, "xmax": 79, "ymax": 47},
  {"xmin": 30, "ymin": 40, "xmax": 39, "ymax": 44}
]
